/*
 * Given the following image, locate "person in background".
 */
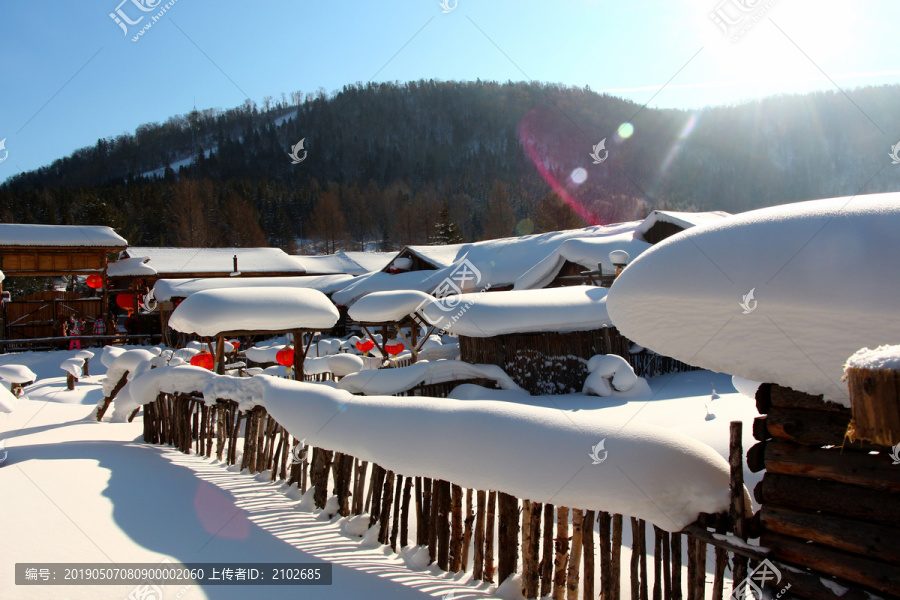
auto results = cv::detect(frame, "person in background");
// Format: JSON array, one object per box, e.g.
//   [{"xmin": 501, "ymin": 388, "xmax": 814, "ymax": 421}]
[
  {"xmin": 55, "ymin": 313, "xmax": 68, "ymax": 350},
  {"xmin": 93, "ymin": 317, "xmax": 106, "ymax": 347},
  {"xmin": 68, "ymin": 317, "xmax": 83, "ymax": 350}
]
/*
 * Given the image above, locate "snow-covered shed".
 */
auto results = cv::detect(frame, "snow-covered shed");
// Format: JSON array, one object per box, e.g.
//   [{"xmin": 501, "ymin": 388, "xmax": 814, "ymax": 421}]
[{"xmin": 635, "ymin": 210, "xmax": 731, "ymax": 244}]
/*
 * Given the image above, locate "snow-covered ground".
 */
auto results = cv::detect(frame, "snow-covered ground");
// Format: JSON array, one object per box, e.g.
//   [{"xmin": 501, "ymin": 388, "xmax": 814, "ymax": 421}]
[{"xmin": 1, "ymin": 348, "xmax": 758, "ymax": 600}]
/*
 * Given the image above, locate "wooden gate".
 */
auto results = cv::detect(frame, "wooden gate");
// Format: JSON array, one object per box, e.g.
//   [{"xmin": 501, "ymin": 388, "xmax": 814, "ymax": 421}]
[{"xmin": 2, "ymin": 291, "xmax": 102, "ymax": 340}]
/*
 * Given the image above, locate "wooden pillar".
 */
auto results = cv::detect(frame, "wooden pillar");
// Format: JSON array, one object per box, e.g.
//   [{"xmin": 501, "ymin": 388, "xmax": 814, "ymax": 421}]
[
  {"xmin": 101, "ymin": 253, "xmax": 110, "ymax": 333},
  {"xmin": 215, "ymin": 335, "xmax": 225, "ymax": 374},
  {"xmin": 293, "ymin": 329, "xmax": 307, "ymax": 380}
]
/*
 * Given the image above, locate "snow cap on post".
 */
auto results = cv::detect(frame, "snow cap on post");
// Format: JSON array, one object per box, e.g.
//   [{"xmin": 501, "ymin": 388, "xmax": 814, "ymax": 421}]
[
  {"xmin": 0, "ymin": 364, "xmax": 38, "ymax": 384},
  {"xmin": 168, "ymin": 287, "xmax": 339, "ymax": 337}
]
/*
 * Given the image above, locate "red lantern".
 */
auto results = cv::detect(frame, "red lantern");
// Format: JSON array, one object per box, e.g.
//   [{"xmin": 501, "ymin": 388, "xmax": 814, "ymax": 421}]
[
  {"xmin": 229, "ymin": 340, "xmax": 241, "ymax": 350},
  {"xmin": 385, "ymin": 340, "xmax": 405, "ymax": 355},
  {"xmin": 116, "ymin": 294, "xmax": 134, "ymax": 310},
  {"xmin": 86, "ymin": 274, "xmax": 103, "ymax": 289},
  {"xmin": 276, "ymin": 347, "xmax": 295, "ymax": 367},
  {"xmin": 355, "ymin": 339, "xmax": 375, "ymax": 353},
  {"xmin": 190, "ymin": 351, "xmax": 214, "ymax": 370}
]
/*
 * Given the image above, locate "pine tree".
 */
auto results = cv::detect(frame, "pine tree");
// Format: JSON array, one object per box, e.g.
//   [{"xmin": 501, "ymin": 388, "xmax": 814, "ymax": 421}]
[
  {"xmin": 534, "ymin": 191, "xmax": 584, "ymax": 233},
  {"xmin": 481, "ymin": 180, "xmax": 516, "ymax": 240},
  {"xmin": 433, "ymin": 198, "xmax": 462, "ymax": 244}
]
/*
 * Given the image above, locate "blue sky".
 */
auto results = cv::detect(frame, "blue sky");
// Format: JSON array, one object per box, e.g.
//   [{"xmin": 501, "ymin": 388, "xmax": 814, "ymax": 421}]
[{"xmin": 1, "ymin": 0, "xmax": 898, "ymax": 181}]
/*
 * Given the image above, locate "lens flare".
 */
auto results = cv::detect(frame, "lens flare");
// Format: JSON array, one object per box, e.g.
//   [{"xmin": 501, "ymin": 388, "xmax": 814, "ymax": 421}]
[
  {"xmin": 617, "ymin": 122, "xmax": 634, "ymax": 139},
  {"xmin": 678, "ymin": 114, "xmax": 697, "ymax": 139},
  {"xmin": 517, "ymin": 109, "xmax": 595, "ymax": 225},
  {"xmin": 570, "ymin": 167, "xmax": 588, "ymax": 185},
  {"xmin": 517, "ymin": 218, "xmax": 535, "ymax": 235}
]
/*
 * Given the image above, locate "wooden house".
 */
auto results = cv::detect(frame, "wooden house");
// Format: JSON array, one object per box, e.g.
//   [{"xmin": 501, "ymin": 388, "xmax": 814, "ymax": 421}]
[{"xmin": 0, "ymin": 224, "xmax": 127, "ymax": 341}]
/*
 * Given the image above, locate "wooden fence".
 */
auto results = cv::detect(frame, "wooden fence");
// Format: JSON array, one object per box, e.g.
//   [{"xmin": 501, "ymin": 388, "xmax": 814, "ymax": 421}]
[{"xmin": 138, "ymin": 388, "xmax": 775, "ymax": 600}]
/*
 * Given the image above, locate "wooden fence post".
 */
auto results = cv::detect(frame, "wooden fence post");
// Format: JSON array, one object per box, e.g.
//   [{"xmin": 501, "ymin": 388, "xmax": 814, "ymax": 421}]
[
  {"xmin": 612, "ymin": 514, "xmax": 623, "ymax": 600},
  {"xmin": 521, "ymin": 500, "xmax": 542, "ymax": 599},
  {"xmin": 484, "ymin": 491, "xmax": 497, "ymax": 583},
  {"xmin": 497, "ymin": 492, "xmax": 520, "ymax": 584},
  {"xmin": 462, "ymin": 489, "xmax": 474, "ymax": 571},
  {"xmin": 730, "ymin": 421, "xmax": 748, "ymax": 591},
  {"xmin": 583, "ymin": 510, "xmax": 595, "ymax": 600},
  {"xmin": 541, "ymin": 503, "xmax": 555, "ymax": 598},
  {"xmin": 450, "ymin": 484, "xmax": 464, "ymax": 572},
  {"xmin": 400, "ymin": 476, "xmax": 412, "ymax": 548},
  {"xmin": 473, "ymin": 490, "xmax": 487, "ymax": 581},
  {"xmin": 554, "ymin": 506, "xmax": 569, "ymax": 600},
  {"xmin": 567, "ymin": 508, "xmax": 584, "ymax": 600}
]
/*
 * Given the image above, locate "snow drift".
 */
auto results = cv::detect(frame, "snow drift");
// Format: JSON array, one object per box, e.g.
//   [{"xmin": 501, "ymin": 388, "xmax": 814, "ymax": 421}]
[
  {"xmin": 337, "ymin": 360, "xmax": 520, "ymax": 395},
  {"xmin": 261, "ymin": 377, "xmax": 740, "ymax": 531},
  {"xmin": 607, "ymin": 193, "xmax": 900, "ymax": 404}
]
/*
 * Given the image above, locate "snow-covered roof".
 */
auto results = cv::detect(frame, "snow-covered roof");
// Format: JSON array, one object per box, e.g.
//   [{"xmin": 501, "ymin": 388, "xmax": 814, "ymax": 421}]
[
  {"xmin": 152, "ymin": 274, "xmax": 354, "ymax": 302},
  {"xmin": 348, "ymin": 290, "xmax": 435, "ymax": 323},
  {"xmin": 168, "ymin": 287, "xmax": 340, "ymax": 336},
  {"xmin": 296, "ymin": 251, "xmax": 394, "ymax": 276},
  {"xmin": 122, "ymin": 247, "xmax": 306, "ymax": 276},
  {"xmin": 635, "ymin": 210, "xmax": 731, "ymax": 238},
  {"xmin": 608, "ymin": 192, "xmax": 900, "ymax": 405},
  {"xmin": 401, "ymin": 244, "xmax": 467, "ymax": 269},
  {"xmin": 344, "ymin": 251, "xmax": 395, "ymax": 273},
  {"xmin": 107, "ymin": 256, "xmax": 157, "ymax": 278},
  {"xmin": 0, "ymin": 224, "xmax": 127, "ymax": 247},
  {"xmin": 333, "ymin": 222, "xmax": 641, "ymax": 306},
  {"xmin": 421, "ymin": 286, "xmax": 612, "ymax": 337},
  {"xmin": 514, "ymin": 233, "xmax": 653, "ymax": 290}
]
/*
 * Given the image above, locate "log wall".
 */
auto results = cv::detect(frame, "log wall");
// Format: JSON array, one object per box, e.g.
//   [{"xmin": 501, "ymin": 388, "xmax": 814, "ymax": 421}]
[{"xmin": 750, "ymin": 383, "xmax": 900, "ymax": 599}]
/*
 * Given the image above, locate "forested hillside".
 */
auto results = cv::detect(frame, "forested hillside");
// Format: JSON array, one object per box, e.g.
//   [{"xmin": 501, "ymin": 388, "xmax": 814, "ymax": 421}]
[{"xmin": 2, "ymin": 80, "xmax": 898, "ymax": 251}]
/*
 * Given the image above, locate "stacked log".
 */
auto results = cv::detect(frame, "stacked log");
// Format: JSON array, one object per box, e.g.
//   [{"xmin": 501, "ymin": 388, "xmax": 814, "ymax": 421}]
[{"xmin": 752, "ymin": 383, "xmax": 900, "ymax": 598}]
